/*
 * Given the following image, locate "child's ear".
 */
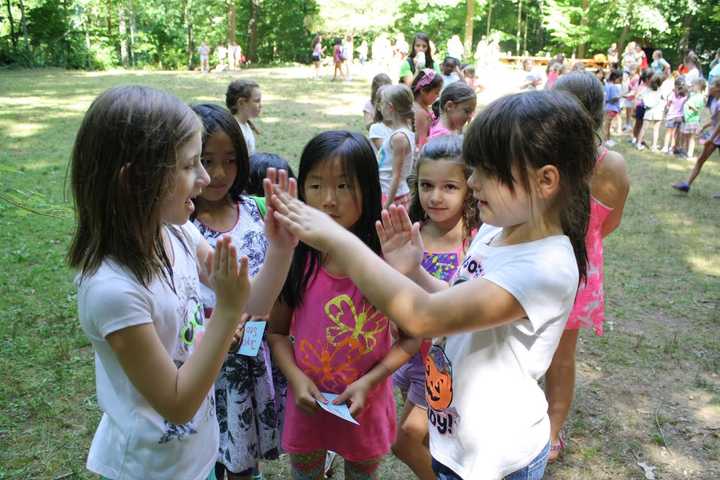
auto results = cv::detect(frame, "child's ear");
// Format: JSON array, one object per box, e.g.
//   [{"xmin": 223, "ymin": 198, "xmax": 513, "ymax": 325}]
[
  {"xmin": 445, "ymin": 101, "xmax": 456, "ymax": 112},
  {"xmin": 534, "ymin": 165, "xmax": 561, "ymax": 199}
]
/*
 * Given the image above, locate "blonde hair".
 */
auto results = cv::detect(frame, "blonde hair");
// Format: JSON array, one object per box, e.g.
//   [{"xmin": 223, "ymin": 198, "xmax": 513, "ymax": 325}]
[{"xmin": 381, "ymin": 84, "xmax": 415, "ymax": 129}]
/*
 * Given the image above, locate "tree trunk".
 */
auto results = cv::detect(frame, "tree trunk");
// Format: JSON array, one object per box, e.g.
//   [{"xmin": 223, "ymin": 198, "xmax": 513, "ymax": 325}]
[
  {"xmin": 118, "ymin": 2, "xmax": 129, "ymax": 67},
  {"xmin": 617, "ymin": 22, "xmax": 630, "ymax": 56},
  {"xmin": 106, "ymin": 0, "xmax": 112, "ymax": 37},
  {"xmin": 129, "ymin": 0, "xmax": 136, "ymax": 65},
  {"xmin": 464, "ymin": 0, "xmax": 474, "ymax": 59},
  {"xmin": 485, "ymin": 0, "xmax": 493, "ymax": 37},
  {"xmin": 678, "ymin": 13, "xmax": 692, "ymax": 58},
  {"xmin": 18, "ymin": 0, "xmax": 29, "ymax": 50},
  {"xmin": 247, "ymin": 0, "xmax": 259, "ymax": 62},
  {"xmin": 185, "ymin": 0, "xmax": 193, "ymax": 70},
  {"xmin": 227, "ymin": 0, "xmax": 237, "ymax": 45},
  {"xmin": 5, "ymin": 0, "xmax": 17, "ymax": 50},
  {"xmin": 523, "ymin": 9, "xmax": 528, "ymax": 54},
  {"xmin": 515, "ymin": 0, "xmax": 523, "ymax": 55},
  {"xmin": 577, "ymin": 0, "xmax": 589, "ymax": 58}
]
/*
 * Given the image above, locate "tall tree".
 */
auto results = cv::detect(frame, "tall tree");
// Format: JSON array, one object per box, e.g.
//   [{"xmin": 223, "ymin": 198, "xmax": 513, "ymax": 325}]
[
  {"xmin": 247, "ymin": 0, "xmax": 259, "ymax": 62},
  {"xmin": 464, "ymin": 0, "xmax": 474, "ymax": 57},
  {"xmin": 228, "ymin": 0, "xmax": 237, "ymax": 44},
  {"xmin": 5, "ymin": 0, "xmax": 17, "ymax": 50}
]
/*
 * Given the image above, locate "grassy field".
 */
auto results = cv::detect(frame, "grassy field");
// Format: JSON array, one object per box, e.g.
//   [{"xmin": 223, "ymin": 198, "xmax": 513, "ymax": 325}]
[{"xmin": 1, "ymin": 66, "xmax": 718, "ymax": 480}]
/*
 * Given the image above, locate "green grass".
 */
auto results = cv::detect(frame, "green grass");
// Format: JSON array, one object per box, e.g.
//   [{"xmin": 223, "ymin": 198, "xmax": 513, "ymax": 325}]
[{"xmin": 1, "ymin": 66, "xmax": 719, "ymax": 479}]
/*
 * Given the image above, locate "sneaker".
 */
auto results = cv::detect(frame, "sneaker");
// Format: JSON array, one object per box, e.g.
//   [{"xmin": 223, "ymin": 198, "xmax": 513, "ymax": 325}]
[
  {"xmin": 672, "ymin": 181, "xmax": 690, "ymax": 193},
  {"xmin": 637, "ymin": 144, "xmax": 645, "ymax": 151},
  {"xmin": 629, "ymin": 138, "xmax": 637, "ymax": 145},
  {"xmin": 605, "ymin": 139, "xmax": 617, "ymax": 147}
]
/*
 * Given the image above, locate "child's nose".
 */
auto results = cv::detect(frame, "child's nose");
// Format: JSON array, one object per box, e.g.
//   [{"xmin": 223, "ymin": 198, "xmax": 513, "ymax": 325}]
[{"xmin": 199, "ymin": 165, "xmax": 210, "ymax": 187}]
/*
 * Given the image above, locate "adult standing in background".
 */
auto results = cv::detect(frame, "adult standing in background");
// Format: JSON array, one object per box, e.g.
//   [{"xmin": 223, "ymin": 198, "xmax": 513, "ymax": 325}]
[
  {"xmin": 198, "ymin": 42, "xmax": 210, "ymax": 73},
  {"xmin": 650, "ymin": 50, "xmax": 671, "ymax": 77},
  {"xmin": 227, "ymin": 42, "xmax": 236, "ymax": 71}
]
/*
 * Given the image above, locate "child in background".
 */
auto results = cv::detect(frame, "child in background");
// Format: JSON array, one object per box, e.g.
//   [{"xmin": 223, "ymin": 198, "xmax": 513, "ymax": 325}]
[
  {"xmin": 521, "ymin": 59, "xmax": 543, "ymax": 90},
  {"xmin": 364, "ymin": 73, "xmax": 392, "ymax": 130},
  {"xmin": 378, "ymin": 84, "xmax": 416, "ymax": 209},
  {"xmin": 631, "ymin": 69, "xmax": 655, "ymax": 147},
  {"xmin": 549, "ymin": 72, "xmax": 630, "ymax": 462},
  {"xmin": 69, "ymin": 85, "xmax": 252, "ymax": 480},
  {"xmin": 368, "ymin": 85, "xmax": 394, "ymax": 153},
  {"xmin": 247, "ymin": 153, "xmax": 296, "ymax": 197},
  {"xmin": 428, "ymin": 82, "xmax": 477, "ymax": 140},
  {"xmin": 637, "ymin": 74, "xmax": 665, "ymax": 151},
  {"xmin": 226, "ymin": 80, "xmax": 262, "ymax": 156},
  {"xmin": 461, "ymin": 65, "xmax": 482, "ymax": 93},
  {"xmin": 440, "ymin": 56, "xmax": 461, "ymax": 90},
  {"xmin": 621, "ymin": 65, "xmax": 640, "ymax": 131},
  {"xmin": 662, "ymin": 79, "xmax": 688, "ymax": 154},
  {"xmin": 673, "ymin": 77, "xmax": 720, "ymax": 194},
  {"xmin": 545, "ymin": 62, "xmax": 562, "ymax": 89},
  {"xmin": 311, "ymin": 35, "xmax": 324, "ymax": 80},
  {"xmin": 678, "ymin": 78, "xmax": 708, "ymax": 160},
  {"xmin": 603, "ymin": 69, "xmax": 623, "ymax": 147},
  {"xmin": 268, "ymin": 90, "xmax": 598, "ymax": 480},
  {"xmin": 391, "ymin": 135, "xmax": 480, "ymax": 480},
  {"xmin": 190, "ymin": 104, "xmax": 296, "ymax": 480},
  {"xmin": 400, "ymin": 32, "xmax": 437, "ymax": 85},
  {"xmin": 332, "ymin": 38, "xmax": 345, "ymax": 81},
  {"xmin": 268, "ymin": 131, "xmax": 420, "ymax": 480},
  {"xmin": 412, "ymin": 69, "xmax": 443, "ymax": 149}
]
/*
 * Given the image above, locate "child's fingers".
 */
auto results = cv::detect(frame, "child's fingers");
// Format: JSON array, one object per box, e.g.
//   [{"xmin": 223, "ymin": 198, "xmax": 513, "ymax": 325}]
[
  {"xmin": 228, "ymin": 244, "xmax": 238, "ymax": 276},
  {"xmin": 238, "ymin": 255, "xmax": 249, "ymax": 280},
  {"xmin": 278, "ymin": 168, "xmax": 288, "ymax": 192},
  {"xmin": 205, "ymin": 250, "xmax": 214, "ymax": 277},
  {"xmin": 266, "ymin": 167, "xmax": 277, "ymax": 187},
  {"xmin": 262, "ymin": 177, "xmax": 272, "ymax": 199},
  {"xmin": 311, "ymin": 386, "xmax": 328, "ymax": 405},
  {"xmin": 396, "ymin": 205, "xmax": 413, "ymax": 232},
  {"xmin": 411, "ymin": 222, "xmax": 424, "ymax": 248},
  {"xmin": 288, "ymin": 177, "xmax": 298, "ymax": 198},
  {"xmin": 270, "ymin": 193, "xmax": 291, "ymax": 215},
  {"xmin": 375, "ymin": 220, "xmax": 387, "ymax": 244},
  {"xmin": 220, "ymin": 237, "xmax": 231, "ymax": 276},
  {"xmin": 213, "ymin": 239, "xmax": 223, "ymax": 275},
  {"xmin": 333, "ymin": 389, "xmax": 350, "ymax": 405}
]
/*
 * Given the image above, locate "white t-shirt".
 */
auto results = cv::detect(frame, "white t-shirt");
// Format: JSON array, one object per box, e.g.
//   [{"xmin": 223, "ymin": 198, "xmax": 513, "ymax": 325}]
[
  {"xmin": 428, "ymin": 224, "xmax": 579, "ymax": 479},
  {"xmin": 78, "ymin": 222, "xmax": 218, "ymax": 480},
  {"xmin": 377, "ymin": 127, "xmax": 415, "ymax": 198},
  {"xmin": 368, "ymin": 121, "xmax": 392, "ymax": 145},
  {"xmin": 238, "ymin": 121, "xmax": 256, "ymax": 156},
  {"xmin": 642, "ymin": 89, "xmax": 665, "ymax": 121}
]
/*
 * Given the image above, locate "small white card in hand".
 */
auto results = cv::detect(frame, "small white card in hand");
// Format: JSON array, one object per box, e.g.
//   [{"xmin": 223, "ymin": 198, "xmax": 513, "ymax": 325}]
[
  {"xmin": 316, "ymin": 392, "xmax": 359, "ymax": 425},
  {"xmin": 238, "ymin": 321, "xmax": 266, "ymax": 357}
]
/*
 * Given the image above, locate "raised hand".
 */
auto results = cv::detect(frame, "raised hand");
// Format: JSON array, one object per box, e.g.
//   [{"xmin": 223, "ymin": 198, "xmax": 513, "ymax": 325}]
[
  {"xmin": 269, "ymin": 181, "xmax": 351, "ymax": 255},
  {"xmin": 376, "ymin": 205, "xmax": 424, "ymax": 276},
  {"xmin": 262, "ymin": 168, "xmax": 298, "ymax": 250},
  {"xmin": 206, "ymin": 236, "xmax": 250, "ymax": 323}
]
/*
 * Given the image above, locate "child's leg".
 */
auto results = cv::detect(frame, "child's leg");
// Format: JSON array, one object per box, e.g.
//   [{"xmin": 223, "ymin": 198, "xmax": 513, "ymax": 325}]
[
  {"xmin": 652, "ymin": 120, "xmax": 662, "ymax": 150},
  {"xmin": 636, "ymin": 121, "xmax": 647, "ymax": 148},
  {"xmin": 544, "ymin": 328, "xmax": 580, "ymax": 461},
  {"xmin": 392, "ymin": 401, "xmax": 434, "ymax": 480},
  {"xmin": 290, "ymin": 451, "xmax": 326, "ymax": 480},
  {"xmin": 688, "ymin": 134, "xmax": 696, "ymax": 158},
  {"xmin": 603, "ymin": 113, "xmax": 612, "ymax": 142},
  {"xmin": 663, "ymin": 127, "xmax": 673, "ymax": 151},
  {"xmin": 345, "ymin": 456, "xmax": 383, "ymax": 480},
  {"xmin": 687, "ymin": 142, "xmax": 718, "ymax": 186}
]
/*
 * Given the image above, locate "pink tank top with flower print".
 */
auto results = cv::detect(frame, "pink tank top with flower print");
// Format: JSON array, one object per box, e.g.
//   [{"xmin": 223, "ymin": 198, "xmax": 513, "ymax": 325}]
[{"xmin": 566, "ymin": 148, "xmax": 613, "ymax": 335}]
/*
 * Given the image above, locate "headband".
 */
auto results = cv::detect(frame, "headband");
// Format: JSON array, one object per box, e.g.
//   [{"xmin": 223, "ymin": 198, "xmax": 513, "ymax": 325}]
[{"xmin": 414, "ymin": 69, "xmax": 437, "ymax": 92}]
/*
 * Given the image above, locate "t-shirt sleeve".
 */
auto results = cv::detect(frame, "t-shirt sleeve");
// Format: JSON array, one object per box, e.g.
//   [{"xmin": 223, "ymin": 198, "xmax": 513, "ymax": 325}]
[
  {"xmin": 181, "ymin": 221, "xmax": 205, "ymax": 252},
  {"xmin": 399, "ymin": 60, "xmax": 412, "ymax": 79},
  {"xmin": 368, "ymin": 123, "xmax": 384, "ymax": 139},
  {"xmin": 482, "ymin": 241, "xmax": 579, "ymax": 335},
  {"xmin": 82, "ymin": 273, "xmax": 153, "ymax": 339}
]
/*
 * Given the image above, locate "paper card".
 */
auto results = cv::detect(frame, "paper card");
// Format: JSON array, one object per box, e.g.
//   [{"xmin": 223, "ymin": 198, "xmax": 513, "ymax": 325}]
[
  {"xmin": 316, "ymin": 392, "xmax": 359, "ymax": 425},
  {"xmin": 238, "ymin": 320, "xmax": 266, "ymax": 357}
]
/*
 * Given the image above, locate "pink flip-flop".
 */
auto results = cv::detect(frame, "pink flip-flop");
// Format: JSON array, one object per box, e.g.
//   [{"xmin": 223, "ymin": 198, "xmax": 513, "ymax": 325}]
[{"xmin": 548, "ymin": 435, "xmax": 566, "ymax": 463}]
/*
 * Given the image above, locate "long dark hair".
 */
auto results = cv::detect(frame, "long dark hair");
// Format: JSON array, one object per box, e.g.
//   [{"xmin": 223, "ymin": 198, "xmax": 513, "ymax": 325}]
[
  {"xmin": 463, "ymin": 91, "xmax": 594, "ymax": 280},
  {"xmin": 408, "ymin": 32, "xmax": 435, "ymax": 72},
  {"xmin": 553, "ymin": 71, "xmax": 605, "ymax": 131},
  {"xmin": 280, "ymin": 131, "xmax": 382, "ymax": 308},
  {"xmin": 246, "ymin": 152, "xmax": 295, "ymax": 196},
  {"xmin": 408, "ymin": 135, "xmax": 479, "ymax": 241},
  {"xmin": 68, "ymin": 85, "xmax": 201, "ymax": 288},
  {"xmin": 191, "ymin": 103, "xmax": 250, "ymax": 207}
]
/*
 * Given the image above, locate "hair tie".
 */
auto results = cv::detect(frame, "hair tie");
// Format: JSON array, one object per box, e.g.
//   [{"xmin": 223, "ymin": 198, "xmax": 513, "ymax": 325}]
[{"xmin": 414, "ymin": 69, "xmax": 437, "ymax": 92}]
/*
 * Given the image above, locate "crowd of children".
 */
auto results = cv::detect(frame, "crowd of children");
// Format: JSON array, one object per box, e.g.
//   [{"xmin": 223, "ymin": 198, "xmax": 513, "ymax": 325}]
[{"xmin": 69, "ymin": 33, "xmax": 720, "ymax": 480}]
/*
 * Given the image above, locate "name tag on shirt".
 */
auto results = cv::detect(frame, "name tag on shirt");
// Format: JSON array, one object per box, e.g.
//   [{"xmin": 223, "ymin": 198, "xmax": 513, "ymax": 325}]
[{"xmin": 238, "ymin": 320, "xmax": 266, "ymax": 356}]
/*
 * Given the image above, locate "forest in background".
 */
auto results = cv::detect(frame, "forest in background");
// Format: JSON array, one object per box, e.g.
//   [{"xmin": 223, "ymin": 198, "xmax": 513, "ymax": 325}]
[{"xmin": 1, "ymin": 0, "xmax": 719, "ymax": 70}]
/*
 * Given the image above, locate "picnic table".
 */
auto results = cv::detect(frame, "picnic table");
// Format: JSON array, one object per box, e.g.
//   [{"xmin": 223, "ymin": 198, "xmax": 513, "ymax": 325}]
[{"xmin": 498, "ymin": 55, "xmax": 608, "ymax": 70}]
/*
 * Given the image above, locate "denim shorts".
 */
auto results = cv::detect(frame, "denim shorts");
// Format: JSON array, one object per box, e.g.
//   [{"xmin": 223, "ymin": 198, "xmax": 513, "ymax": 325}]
[{"xmin": 432, "ymin": 442, "xmax": 551, "ymax": 480}]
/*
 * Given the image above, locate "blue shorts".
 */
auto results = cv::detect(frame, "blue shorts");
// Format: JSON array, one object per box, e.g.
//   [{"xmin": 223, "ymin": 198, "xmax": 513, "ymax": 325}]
[{"xmin": 432, "ymin": 442, "xmax": 550, "ymax": 480}]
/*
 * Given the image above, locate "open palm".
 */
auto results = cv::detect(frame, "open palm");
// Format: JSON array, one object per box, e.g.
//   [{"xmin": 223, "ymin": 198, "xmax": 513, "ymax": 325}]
[{"xmin": 375, "ymin": 206, "xmax": 424, "ymax": 276}]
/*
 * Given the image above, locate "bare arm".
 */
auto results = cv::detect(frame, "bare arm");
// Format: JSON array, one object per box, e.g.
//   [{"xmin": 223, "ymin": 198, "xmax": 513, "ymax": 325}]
[
  {"xmin": 108, "ymin": 238, "xmax": 249, "ymax": 424},
  {"xmin": 592, "ymin": 150, "xmax": 630, "ymax": 238},
  {"xmin": 415, "ymin": 108, "xmax": 430, "ymax": 148},
  {"xmin": 383, "ymin": 133, "xmax": 411, "ymax": 209}
]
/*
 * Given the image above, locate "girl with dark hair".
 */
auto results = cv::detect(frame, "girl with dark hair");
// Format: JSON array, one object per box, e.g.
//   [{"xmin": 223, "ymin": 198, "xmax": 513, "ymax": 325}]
[
  {"xmin": 226, "ymin": 79, "xmax": 262, "ymax": 155},
  {"xmin": 400, "ymin": 32, "xmax": 437, "ymax": 85},
  {"xmin": 267, "ymin": 131, "xmax": 420, "ymax": 480},
  {"xmin": 411, "ymin": 69, "xmax": 443, "ymax": 148},
  {"xmin": 190, "ymin": 104, "xmax": 295, "ymax": 480},
  {"xmin": 246, "ymin": 152, "xmax": 295, "ymax": 197},
  {"xmin": 311, "ymin": 35, "xmax": 324, "ymax": 80},
  {"xmin": 549, "ymin": 71, "xmax": 630, "ymax": 462},
  {"xmin": 332, "ymin": 38, "xmax": 345, "ymax": 81},
  {"xmin": 69, "ymin": 85, "xmax": 284, "ymax": 479},
  {"xmin": 392, "ymin": 135, "xmax": 479, "ymax": 480},
  {"xmin": 428, "ymin": 82, "xmax": 477, "ymax": 140},
  {"xmin": 268, "ymin": 90, "xmax": 598, "ymax": 480}
]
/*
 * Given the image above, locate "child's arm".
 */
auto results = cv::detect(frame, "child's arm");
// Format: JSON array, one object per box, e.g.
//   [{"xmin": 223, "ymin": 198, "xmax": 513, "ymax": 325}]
[
  {"xmin": 267, "ymin": 300, "xmax": 327, "ymax": 413},
  {"xmin": 270, "ymin": 190, "xmax": 527, "ymax": 338},
  {"xmin": 333, "ymin": 326, "xmax": 420, "ymax": 416},
  {"xmin": 414, "ymin": 108, "xmax": 430, "ymax": 148},
  {"xmin": 591, "ymin": 151, "xmax": 630, "ymax": 238},
  {"xmin": 106, "ymin": 237, "xmax": 249, "ymax": 424},
  {"xmin": 383, "ymin": 133, "xmax": 411, "ymax": 209}
]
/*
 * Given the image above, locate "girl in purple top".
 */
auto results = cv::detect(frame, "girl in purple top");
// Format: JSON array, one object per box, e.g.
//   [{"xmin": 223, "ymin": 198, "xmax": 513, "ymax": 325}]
[
  {"xmin": 662, "ymin": 79, "xmax": 688, "ymax": 154},
  {"xmin": 392, "ymin": 135, "xmax": 480, "ymax": 479}
]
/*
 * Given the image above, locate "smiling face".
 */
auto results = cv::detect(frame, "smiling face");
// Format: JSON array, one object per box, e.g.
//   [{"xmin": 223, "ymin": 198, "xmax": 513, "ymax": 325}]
[
  {"xmin": 466, "ymin": 165, "xmax": 531, "ymax": 228},
  {"xmin": 418, "ymin": 160, "xmax": 468, "ymax": 226},
  {"xmin": 198, "ymin": 131, "xmax": 237, "ymax": 203},
  {"xmin": 158, "ymin": 130, "xmax": 210, "ymax": 225},
  {"xmin": 303, "ymin": 157, "xmax": 362, "ymax": 230},
  {"xmin": 445, "ymin": 98, "xmax": 477, "ymax": 131}
]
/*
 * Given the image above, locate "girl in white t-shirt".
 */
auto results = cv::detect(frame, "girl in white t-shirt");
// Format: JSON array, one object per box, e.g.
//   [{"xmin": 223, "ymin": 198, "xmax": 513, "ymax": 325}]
[
  {"xmin": 268, "ymin": 90, "xmax": 596, "ymax": 480},
  {"xmin": 226, "ymin": 79, "xmax": 262, "ymax": 155},
  {"xmin": 68, "ymin": 85, "xmax": 295, "ymax": 480},
  {"xmin": 376, "ymin": 83, "xmax": 416, "ymax": 209}
]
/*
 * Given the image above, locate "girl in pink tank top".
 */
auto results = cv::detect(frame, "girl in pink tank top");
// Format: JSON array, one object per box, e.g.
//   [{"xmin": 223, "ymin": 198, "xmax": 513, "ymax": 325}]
[
  {"xmin": 548, "ymin": 73, "xmax": 630, "ymax": 462},
  {"xmin": 268, "ymin": 131, "xmax": 420, "ymax": 479}
]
